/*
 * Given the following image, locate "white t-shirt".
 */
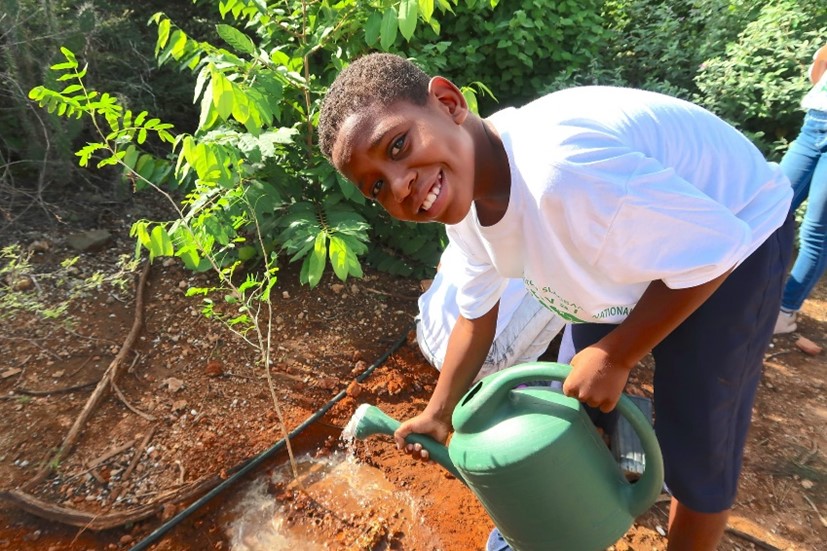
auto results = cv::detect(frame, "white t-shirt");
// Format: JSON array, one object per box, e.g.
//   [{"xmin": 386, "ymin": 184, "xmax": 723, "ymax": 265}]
[
  {"xmin": 802, "ymin": 69, "xmax": 827, "ymax": 112},
  {"xmin": 448, "ymin": 86, "xmax": 793, "ymax": 324},
  {"xmin": 417, "ymin": 242, "xmax": 529, "ymax": 351},
  {"xmin": 416, "ymin": 243, "xmax": 563, "ymax": 378}
]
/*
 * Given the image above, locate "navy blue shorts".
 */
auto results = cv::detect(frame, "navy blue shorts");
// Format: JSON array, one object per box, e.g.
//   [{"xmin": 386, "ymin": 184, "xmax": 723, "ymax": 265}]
[{"xmin": 557, "ymin": 215, "xmax": 794, "ymax": 513}]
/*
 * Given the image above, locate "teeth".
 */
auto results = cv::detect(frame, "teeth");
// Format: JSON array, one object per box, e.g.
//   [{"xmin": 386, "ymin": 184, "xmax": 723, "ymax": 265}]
[{"xmin": 422, "ymin": 181, "xmax": 442, "ymax": 211}]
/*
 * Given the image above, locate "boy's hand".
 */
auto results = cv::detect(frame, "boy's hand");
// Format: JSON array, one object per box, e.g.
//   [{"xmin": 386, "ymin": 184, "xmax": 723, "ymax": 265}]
[
  {"xmin": 563, "ymin": 345, "xmax": 633, "ymax": 413},
  {"xmin": 394, "ymin": 411, "xmax": 452, "ymax": 461}
]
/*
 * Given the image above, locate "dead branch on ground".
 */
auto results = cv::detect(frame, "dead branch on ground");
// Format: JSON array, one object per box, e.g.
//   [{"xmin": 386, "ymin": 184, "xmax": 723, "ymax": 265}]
[{"xmin": 22, "ymin": 259, "xmax": 151, "ymax": 490}]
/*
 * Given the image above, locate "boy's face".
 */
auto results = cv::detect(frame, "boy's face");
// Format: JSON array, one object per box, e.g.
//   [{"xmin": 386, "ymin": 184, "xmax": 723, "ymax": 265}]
[{"xmin": 331, "ymin": 77, "xmax": 476, "ymax": 225}]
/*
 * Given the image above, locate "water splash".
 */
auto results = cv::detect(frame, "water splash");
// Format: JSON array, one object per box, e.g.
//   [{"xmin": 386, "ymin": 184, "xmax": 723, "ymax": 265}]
[
  {"xmin": 226, "ymin": 451, "xmax": 439, "ymax": 550},
  {"xmin": 340, "ymin": 403, "xmax": 371, "ymax": 447}
]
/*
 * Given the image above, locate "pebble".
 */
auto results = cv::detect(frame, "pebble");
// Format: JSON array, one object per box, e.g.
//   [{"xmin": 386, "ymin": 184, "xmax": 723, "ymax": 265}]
[{"xmin": 795, "ymin": 336, "xmax": 823, "ymax": 356}]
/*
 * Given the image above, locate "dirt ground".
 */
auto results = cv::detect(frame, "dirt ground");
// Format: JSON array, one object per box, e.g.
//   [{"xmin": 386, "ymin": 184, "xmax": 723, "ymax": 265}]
[{"xmin": 1, "ymin": 212, "xmax": 826, "ymax": 551}]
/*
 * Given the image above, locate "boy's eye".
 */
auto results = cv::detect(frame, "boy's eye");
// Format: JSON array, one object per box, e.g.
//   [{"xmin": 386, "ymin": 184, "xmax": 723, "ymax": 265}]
[
  {"xmin": 389, "ymin": 135, "xmax": 405, "ymax": 158},
  {"xmin": 370, "ymin": 180, "xmax": 384, "ymax": 198}
]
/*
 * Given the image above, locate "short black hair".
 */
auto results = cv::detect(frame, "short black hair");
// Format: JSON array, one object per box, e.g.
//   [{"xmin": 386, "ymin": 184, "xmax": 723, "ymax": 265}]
[{"xmin": 318, "ymin": 53, "xmax": 431, "ymax": 160}]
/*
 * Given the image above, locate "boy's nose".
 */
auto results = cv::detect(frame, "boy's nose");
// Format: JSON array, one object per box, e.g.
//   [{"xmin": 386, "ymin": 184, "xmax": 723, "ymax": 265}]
[{"xmin": 388, "ymin": 168, "xmax": 415, "ymax": 202}]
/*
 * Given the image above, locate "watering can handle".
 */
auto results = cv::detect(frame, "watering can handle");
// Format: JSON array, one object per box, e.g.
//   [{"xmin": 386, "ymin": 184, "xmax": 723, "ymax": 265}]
[
  {"xmin": 457, "ymin": 362, "xmax": 664, "ymax": 517},
  {"xmin": 350, "ymin": 404, "xmax": 465, "ymax": 482}
]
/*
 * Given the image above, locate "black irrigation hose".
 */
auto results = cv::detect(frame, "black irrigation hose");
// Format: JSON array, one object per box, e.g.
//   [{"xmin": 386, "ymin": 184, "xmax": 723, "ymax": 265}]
[{"xmin": 129, "ymin": 324, "xmax": 412, "ymax": 551}]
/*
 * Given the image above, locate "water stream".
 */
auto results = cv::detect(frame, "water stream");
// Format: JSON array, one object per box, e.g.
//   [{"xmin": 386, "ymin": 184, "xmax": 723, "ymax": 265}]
[{"xmin": 225, "ymin": 447, "xmax": 439, "ymax": 550}]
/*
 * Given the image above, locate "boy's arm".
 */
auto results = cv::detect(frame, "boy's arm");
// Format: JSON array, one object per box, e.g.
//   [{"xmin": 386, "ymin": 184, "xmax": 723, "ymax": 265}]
[
  {"xmin": 394, "ymin": 302, "xmax": 499, "ymax": 453},
  {"xmin": 563, "ymin": 270, "xmax": 732, "ymax": 413},
  {"xmin": 809, "ymin": 45, "xmax": 827, "ymax": 84}
]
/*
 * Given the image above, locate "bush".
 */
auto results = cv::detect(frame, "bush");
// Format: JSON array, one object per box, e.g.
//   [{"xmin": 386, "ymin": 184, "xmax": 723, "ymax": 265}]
[
  {"xmin": 693, "ymin": 0, "xmax": 827, "ymax": 157},
  {"xmin": 405, "ymin": 0, "xmax": 609, "ymax": 114},
  {"xmin": 600, "ymin": 0, "xmax": 763, "ymax": 99}
]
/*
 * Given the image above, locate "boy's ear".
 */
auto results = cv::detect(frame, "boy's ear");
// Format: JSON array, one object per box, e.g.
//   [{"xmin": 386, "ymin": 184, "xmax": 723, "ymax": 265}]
[{"xmin": 428, "ymin": 76, "xmax": 468, "ymax": 124}]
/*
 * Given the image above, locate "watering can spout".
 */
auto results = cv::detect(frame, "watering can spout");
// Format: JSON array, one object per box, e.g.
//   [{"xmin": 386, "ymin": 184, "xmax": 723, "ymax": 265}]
[{"xmin": 346, "ymin": 404, "xmax": 464, "ymax": 482}]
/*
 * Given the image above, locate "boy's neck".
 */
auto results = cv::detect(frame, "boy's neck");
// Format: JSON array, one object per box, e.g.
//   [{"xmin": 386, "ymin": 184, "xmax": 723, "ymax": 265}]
[{"xmin": 473, "ymin": 117, "xmax": 511, "ymax": 227}]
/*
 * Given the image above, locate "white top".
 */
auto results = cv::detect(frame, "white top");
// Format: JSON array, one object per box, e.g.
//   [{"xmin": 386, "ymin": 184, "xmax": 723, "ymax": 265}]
[
  {"xmin": 802, "ymin": 69, "xmax": 827, "ymax": 112},
  {"xmin": 417, "ymin": 242, "xmax": 527, "ymax": 348},
  {"xmin": 447, "ymin": 86, "xmax": 793, "ymax": 324}
]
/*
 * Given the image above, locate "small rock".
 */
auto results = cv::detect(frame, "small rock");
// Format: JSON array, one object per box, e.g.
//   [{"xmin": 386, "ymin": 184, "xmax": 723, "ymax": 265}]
[
  {"xmin": 162, "ymin": 377, "xmax": 185, "ymax": 392},
  {"xmin": 351, "ymin": 360, "xmax": 368, "ymax": 377},
  {"xmin": 316, "ymin": 377, "xmax": 337, "ymax": 391},
  {"xmin": 282, "ymin": 291, "xmax": 290, "ymax": 299},
  {"xmin": 65, "ymin": 229, "xmax": 112, "ymax": 252},
  {"xmin": 205, "ymin": 360, "xmax": 224, "ymax": 378},
  {"xmin": 172, "ymin": 399, "xmax": 188, "ymax": 412},
  {"xmin": 10, "ymin": 275, "xmax": 33, "ymax": 291},
  {"xmin": 801, "ymin": 479, "xmax": 815, "ymax": 489},
  {"xmin": 1, "ymin": 367, "xmax": 22, "ymax": 379},
  {"xmin": 178, "ymin": 280, "xmax": 188, "ymax": 289},
  {"xmin": 330, "ymin": 283, "xmax": 345, "ymax": 294},
  {"xmin": 795, "ymin": 336, "xmax": 823, "ymax": 356},
  {"xmin": 346, "ymin": 380, "xmax": 362, "ymax": 398},
  {"xmin": 28, "ymin": 240, "xmax": 50, "ymax": 253}
]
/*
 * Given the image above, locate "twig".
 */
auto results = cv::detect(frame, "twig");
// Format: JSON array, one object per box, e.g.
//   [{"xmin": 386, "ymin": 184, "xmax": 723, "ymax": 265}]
[
  {"xmin": 362, "ymin": 287, "xmax": 420, "ymax": 301},
  {"xmin": 65, "ymin": 355, "xmax": 95, "ymax": 379},
  {"xmin": 175, "ymin": 460, "xmax": 185, "ymax": 485},
  {"xmin": 22, "ymin": 260, "xmax": 151, "ymax": 490},
  {"xmin": 764, "ymin": 349, "xmax": 795, "ymax": 361},
  {"xmin": 16, "ymin": 381, "xmax": 96, "ymax": 396},
  {"xmin": 802, "ymin": 494, "xmax": 827, "ymax": 527},
  {"xmin": 0, "ymin": 473, "xmax": 221, "ymax": 531},
  {"xmin": 110, "ymin": 379, "xmax": 155, "ymax": 421},
  {"xmin": 724, "ymin": 526, "xmax": 783, "ymax": 551},
  {"xmin": 127, "ymin": 350, "xmax": 141, "ymax": 374},
  {"xmin": 87, "ymin": 440, "xmax": 137, "ymax": 470},
  {"xmin": 113, "ymin": 427, "xmax": 155, "ymax": 502}
]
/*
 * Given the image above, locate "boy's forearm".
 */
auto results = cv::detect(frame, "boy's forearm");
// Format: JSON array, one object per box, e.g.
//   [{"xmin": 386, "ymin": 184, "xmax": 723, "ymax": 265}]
[
  {"xmin": 424, "ymin": 304, "xmax": 499, "ymax": 423},
  {"xmin": 808, "ymin": 45, "xmax": 827, "ymax": 84},
  {"xmin": 598, "ymin": 271, "xmax": 733, "ymax": 370}
]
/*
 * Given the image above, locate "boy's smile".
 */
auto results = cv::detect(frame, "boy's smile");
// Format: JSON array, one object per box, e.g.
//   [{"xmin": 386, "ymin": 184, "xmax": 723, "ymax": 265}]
[{"xmin": 331, "ymin": 77, "xmax": 478, "ymax": 225}]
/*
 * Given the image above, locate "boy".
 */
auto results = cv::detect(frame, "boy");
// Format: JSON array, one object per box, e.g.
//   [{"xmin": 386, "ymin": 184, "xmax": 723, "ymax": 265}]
[
  {"xmin": 417, "ymin": 242, "xmax": 564, "ymax": 380},
  {"xmin": 318, "ymin": 53, "xmax": 793, "ymax": 550}
]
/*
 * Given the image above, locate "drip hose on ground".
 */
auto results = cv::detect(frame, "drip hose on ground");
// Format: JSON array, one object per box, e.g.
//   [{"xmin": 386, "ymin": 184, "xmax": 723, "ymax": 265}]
[{"xmin": 129, "ymin": 324, "xmax": 412, "ymax": 551}]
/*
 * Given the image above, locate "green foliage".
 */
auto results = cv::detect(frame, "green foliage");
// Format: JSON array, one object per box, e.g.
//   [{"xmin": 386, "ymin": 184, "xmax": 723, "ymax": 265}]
[
  {"xmin": 29, "ymin": 2, "xmax": 485, "ymax": 293},
  {"xmin": 405, "ymin": 0, "xmax": 610, "ymax": 113},
  {"xmin": 137, "ymin": 0, "xmax": 481, "ymax": 284},
  {"xmin": 0, "ymin": 243, "xmax": 134, "ymax": 325},
  {"xmin": 601, "ymin": 0, "xmax": 763, "ymax": 98},
  {"xmin": 1, "ymin": 0, "xmax": 209, "ymax": 226},
  {"xmin": 693, "ymin": 0, "xmax": 827, "ymax": 156}
]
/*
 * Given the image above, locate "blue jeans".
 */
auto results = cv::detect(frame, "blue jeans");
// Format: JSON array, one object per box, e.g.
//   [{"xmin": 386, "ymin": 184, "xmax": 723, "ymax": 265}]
[{"xmin": 779, "ymin": 109, "xmax": 827, "ymax": 311}]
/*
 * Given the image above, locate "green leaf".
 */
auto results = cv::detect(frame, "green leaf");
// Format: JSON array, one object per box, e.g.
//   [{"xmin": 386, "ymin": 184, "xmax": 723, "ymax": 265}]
[
  {"xmin": 177, "ymin": 245, "xmax": 201, "ymax": 270},
  {"xmin": 156, "ymin": 18, "xmax": 171, "ymax": 55},
  {"xmin": 131, "ymin": 222, "xmax": 151, "ymax": 248},
  {"xmin": 418, "ymin": 0, "xmax": 435, "ymax": 21},
  {"xmin": 365, "ymin": 12, "xmax": 382, "ymax": 47},
  {"xmin": 380, "ymin": 7, "xmax": 399, "ymax": 51},
  {"xmin": 211, "ymin": 71, "xmax": 235, "ymax": 120},
  {"xmin": 306, "ymin": 232, "xmax": 327, "ymax": 287},
  {"xmin": 149, "ymin": 225, "xmax": 175, "ymax": 259},
  {"xmin": 398, "ymin": 0, "xmax": 418, "ymax": 41},
  {"xmin": 216, "ymin": 23, "xmax": 255, "ymax": 55},
  {"xmin": 328, "ymin": 235, "xmax": 349, "ymax": 280}
]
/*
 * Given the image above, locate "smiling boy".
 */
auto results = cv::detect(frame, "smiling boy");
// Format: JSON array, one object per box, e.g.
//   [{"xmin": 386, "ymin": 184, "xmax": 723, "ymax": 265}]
[{"xmin": 318, "ymin": 53, "xmax": 793, "ymax": 550}]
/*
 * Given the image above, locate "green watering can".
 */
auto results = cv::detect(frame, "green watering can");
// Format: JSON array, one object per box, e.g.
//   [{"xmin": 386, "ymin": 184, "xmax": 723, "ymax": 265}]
[{"xmin": 348, "ymin": 362, "xmax": 664, "ymax": 551}]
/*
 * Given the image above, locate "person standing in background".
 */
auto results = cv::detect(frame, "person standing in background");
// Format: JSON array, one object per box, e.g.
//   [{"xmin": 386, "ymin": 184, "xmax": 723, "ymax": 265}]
[{"xmin": 775, "ymin": 43, "xmax": 827, "ymax": 334}]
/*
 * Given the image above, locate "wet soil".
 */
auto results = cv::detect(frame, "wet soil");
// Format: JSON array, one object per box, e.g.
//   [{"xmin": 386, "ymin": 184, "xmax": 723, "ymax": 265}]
[{"xmin": 1, "ymin": 217, "xmax": 826, "ymax": 551}]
